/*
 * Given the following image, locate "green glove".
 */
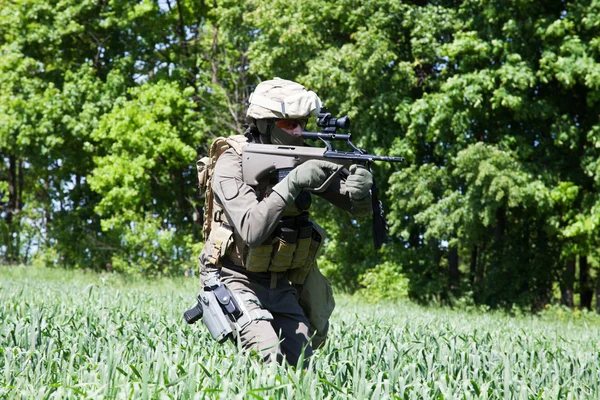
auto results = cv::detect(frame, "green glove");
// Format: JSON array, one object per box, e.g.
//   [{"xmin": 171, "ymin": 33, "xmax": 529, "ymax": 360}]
[
  {"xmin": 272, "ymin": 160, "xmax": 341, "ymax": 204},
  {"xmin": 345, "ymin": 164, "xmax": 373, "ymax": 200}
]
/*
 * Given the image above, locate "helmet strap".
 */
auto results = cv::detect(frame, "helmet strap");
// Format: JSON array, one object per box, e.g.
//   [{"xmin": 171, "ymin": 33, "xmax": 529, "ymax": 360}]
[{"xmin": 256, "ymin": 119, "xmax": 274, "ymax": 144}]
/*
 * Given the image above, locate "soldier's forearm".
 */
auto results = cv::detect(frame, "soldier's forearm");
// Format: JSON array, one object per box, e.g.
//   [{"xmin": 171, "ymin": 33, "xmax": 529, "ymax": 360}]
[{"xmin": 232, "ymin": 191, "xmax": 288, "ymax": 248}]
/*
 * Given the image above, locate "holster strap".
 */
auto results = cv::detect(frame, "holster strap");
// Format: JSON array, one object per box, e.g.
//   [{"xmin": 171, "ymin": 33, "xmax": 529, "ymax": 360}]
[{"xmin": 230, "ymin": 297, "xmax": 273, "ymax": 336}]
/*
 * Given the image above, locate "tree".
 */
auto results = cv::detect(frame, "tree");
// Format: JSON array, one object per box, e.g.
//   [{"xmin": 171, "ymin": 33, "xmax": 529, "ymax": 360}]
[{"xmin": 0, "ymin": 0, "xmax": 256, "ymax": 272}]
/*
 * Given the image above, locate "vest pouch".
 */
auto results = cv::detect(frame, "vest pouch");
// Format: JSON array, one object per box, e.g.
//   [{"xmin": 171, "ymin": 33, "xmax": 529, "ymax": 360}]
[
  {"xmin": 245, "ymin": 244, "xmax": 273, "ymax": 272},
  {"xmin": 291, "ymin": 224, "xmax": 312, "ymax": 269},
  {"xmin": 207, "ymin": 225, "xmax": 234, "ymax": 266},
  {"xmin": 288, "ymin": 222, "xmax": 326, "ymax": 285},
  {"xmin": 270, "ymin": 228, "xmax": 297, "ymax": 272},
  {"xmin": 196, "ymin": 156, "xmax": 210, "ymax": 195}
]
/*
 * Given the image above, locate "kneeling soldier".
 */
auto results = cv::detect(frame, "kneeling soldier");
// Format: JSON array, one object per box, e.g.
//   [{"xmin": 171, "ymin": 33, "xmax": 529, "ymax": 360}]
[{"xmin": 195, "ymin": 78, "xmax": 373, "ymax": 366}]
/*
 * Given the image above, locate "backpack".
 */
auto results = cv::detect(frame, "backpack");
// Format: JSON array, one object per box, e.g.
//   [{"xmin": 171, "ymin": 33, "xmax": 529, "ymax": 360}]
[{"xmin": 196, "ymin": 135, "xmax": 248, "ymax": 241}]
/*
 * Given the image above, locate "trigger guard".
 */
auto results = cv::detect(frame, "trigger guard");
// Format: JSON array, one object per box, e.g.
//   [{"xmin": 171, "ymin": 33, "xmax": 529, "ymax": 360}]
[{"xmin": 305, "ymin": 166, "xmax": 347, "ymax": 193}]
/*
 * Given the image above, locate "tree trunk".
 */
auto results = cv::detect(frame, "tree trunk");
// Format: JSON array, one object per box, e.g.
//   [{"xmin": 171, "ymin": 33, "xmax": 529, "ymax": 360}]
[
  {"xmin": 429, "ymin": 238, "xmax": 442, "ymax": 268},
  {"xmin": 176, "ymin": 167, "xmax": 189, "ymax": 229},
  {"xmin": 5, "ymin": 154, "xmax": 17, "ymax": 263},
  {"xmin": 6, "ymin": 155, "xmax": 16, "ymax": 227},
  {"xmin": 74, "ymin": 174, "xmax": 81, "ymax": 207},
  {"xmin": 409, "ymin": 228, "xmax": 420, "ymax": 248},
  {"xmin": 492, "ymin": 207, "xmax": 506, "ymax": 270},
  {"xmin": 561, "ymin": 258, "xmax": 575, "ymax": 308},
  {"xmin": 14, "ymin": 158, "xmax": 23, "ymax": 262},
  {"xmin": 475, "ymin": 252, "xmax": 485, "ymax": 289},
  {"xmin": 211, "ymin": 0, "xmax": 219, "ymax": 85},
  {"xmin": 474, "ymin": 244, "xmax": 485, "ymax": 303},
  {"xmin": 579, "ymin": 256, "xmax": 593, "ymax": 309},
  {"xmin": 17, "ymin": 158, "xmax": 23, "ymax": 214},
  {"xmin": 448, "ymin": 245, "xmax": 459, "ymax": 290},
  {"xmin": 168, "ymin": 170, "xmax": 184, "ymax": 214},
  {"xmin": 470, "ymin": 245, "xmax": 477, "ymax": 287},
  {"xmin": 495, "ymin": 207, "xmax": 506, "ymax": 245},
  {"xmin": 596, "ymin": 276, "xmax": 600, "ymax": 314}
]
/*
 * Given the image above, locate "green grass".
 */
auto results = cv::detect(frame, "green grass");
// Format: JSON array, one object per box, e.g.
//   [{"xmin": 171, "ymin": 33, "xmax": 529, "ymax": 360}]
[{"xmin": 1, "ymin": 266, "xmax": 599, "ymax": 399}]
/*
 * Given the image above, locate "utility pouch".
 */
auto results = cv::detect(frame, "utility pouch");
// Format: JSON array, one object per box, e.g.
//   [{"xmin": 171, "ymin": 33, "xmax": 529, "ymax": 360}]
[
  {"xmin": 213, "ymin": 284, "xmax": 242, "ymax": 318},
  {"xmin": 289, "ymin": 222, "xmax": 326, "ymax": 285},
  {"xmin": 270, "ymin": 227, "xmax": 297, "ymax": 271},
  {"xmin": 207, "ymin": 225, "xmax": 234, "ymax": 265},
  {"xmin": 297, "ymin": 265, "xmax": 335, "ymax": 349},
  {"xmin": 245, "ymin": 243, "xmax": 273, "ymax": 272},
  {"xmin": 196, "ymin": 156, "xmax": 211, "ymax": 197},
  {"xmin": 291, "ymin": 224, "xmax": 312, "ymax": 269}
]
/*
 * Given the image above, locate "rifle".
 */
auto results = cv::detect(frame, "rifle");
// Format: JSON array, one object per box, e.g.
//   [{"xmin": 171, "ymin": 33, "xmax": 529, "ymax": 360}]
[{"xmin": 242, "ymin": 107, "xmax": 403, "ymax": 249}]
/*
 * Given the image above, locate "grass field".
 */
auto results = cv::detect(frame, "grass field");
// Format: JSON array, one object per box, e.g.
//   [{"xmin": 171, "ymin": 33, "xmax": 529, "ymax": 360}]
[{"xmin": 1, "ymin": 266, "xmax": 599, "ymax": 399}]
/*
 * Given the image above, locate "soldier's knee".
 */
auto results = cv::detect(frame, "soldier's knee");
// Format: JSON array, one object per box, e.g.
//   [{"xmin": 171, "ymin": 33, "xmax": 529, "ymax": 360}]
[
  {"xmin": 237, "ymin": 320, "xmax": 282, "ymax": 362},
  {"xmin": 256, "ymin": 335, "xmax": 282, "ymax": 363}
]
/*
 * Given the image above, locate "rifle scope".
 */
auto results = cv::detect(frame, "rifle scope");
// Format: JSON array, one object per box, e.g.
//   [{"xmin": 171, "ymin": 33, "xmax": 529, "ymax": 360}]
[{"xmin": 317, "ymin": 107, "xmax": 350, "ymax": 131}]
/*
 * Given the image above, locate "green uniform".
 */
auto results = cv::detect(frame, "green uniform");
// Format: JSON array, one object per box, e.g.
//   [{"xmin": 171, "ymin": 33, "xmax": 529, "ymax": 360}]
[{"xmin": 198, "ymin": 143, "xmax": 372, "ymax": 365}]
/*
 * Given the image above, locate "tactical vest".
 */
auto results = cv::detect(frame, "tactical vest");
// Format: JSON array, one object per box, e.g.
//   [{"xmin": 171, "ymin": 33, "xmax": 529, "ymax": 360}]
[{"xmin": 197, "ymin": 135, "xmax": 325, "ymax": 284}]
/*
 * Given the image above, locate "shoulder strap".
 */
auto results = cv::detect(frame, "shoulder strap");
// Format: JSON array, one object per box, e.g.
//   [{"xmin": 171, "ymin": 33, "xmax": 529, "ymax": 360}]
[
  {"xmin": 200, "ymin": 135, "xmax": 248, "ymax": 241},
  {"xmin": 225, "ymin": 135, "xmax": 248, "ymax": 155}
]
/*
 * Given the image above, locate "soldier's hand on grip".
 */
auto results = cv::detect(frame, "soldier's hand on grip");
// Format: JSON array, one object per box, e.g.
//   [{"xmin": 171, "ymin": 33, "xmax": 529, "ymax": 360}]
[
  {"xmin": 272, "ymin": 160, "xmax": 340, "ymax": 204},
  {"xmin": 345, "ymin": 164, "xmax": 373, "ymax": 200}
]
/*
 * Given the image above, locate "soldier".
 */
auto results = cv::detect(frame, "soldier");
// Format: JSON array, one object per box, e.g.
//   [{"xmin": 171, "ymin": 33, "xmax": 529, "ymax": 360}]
[{"xmin": 198, "ymin": 78, "xmax": 373, "ymax": 366}]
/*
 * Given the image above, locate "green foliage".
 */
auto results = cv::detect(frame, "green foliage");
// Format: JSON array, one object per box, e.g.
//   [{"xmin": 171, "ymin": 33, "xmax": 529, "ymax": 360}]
[
  {"xmin": 2, "ymin": 267, "xmax": 600, "ymax": 398},
  {"xmin": 356, "ymin": 261, "xmax": 410, "ymax": 302},
  {"xmin": 90, "ymin": 82, "xmax": 198, "ymax": 219},
  {"xmin": 2, "ymin": 0, "xmax": 600, "ymax": 309},
  {"xmin": 0, "ymin": 0, "xmax": 245, "ymax": 272},
  {"xmin": 381, "ymin": 0, "xmax": 600, "ymax": 308},
  {"xmin": 86, "ymin": 80, "xmax": 212, "ymax": 274}
]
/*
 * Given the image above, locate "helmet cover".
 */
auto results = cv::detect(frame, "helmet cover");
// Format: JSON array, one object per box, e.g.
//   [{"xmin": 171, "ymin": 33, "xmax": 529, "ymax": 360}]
[{"xmin": 246, "ymin": 78, "xmax": 321, "ymax": 120}]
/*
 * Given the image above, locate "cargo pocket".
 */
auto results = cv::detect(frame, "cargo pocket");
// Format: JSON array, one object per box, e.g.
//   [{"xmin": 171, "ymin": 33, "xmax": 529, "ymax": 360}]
[
  {"xmin": 297, "ymin": 265, "xmax": 335, "ymax": 349},
  {"xmin": 220, "ymin": 178, "xmax": 240, "ymax": 200}
]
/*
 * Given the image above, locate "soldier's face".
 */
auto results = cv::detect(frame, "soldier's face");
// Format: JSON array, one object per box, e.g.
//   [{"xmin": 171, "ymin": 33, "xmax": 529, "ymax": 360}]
[
  {"xmin": 270, "ymin": 119, "xmax": 307, "ymax": 146},
  {"xmin": 275, "ymin": 119, "xmax": 307, "ymax": 137}
]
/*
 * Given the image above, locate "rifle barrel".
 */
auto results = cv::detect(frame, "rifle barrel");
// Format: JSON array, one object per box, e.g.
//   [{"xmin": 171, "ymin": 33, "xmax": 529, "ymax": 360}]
[
  {"xmin": 301, "ymin": 131, "xmax": 351, "ymax": 141},
  {"xmin": 324, "ymin": 151, "xmax": 404, "ymax": 163}
]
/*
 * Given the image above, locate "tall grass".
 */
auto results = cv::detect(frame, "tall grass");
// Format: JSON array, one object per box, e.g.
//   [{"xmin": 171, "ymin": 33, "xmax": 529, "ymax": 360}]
[{"xmin": 1, "ymin": 266, "xmax": 599, "ymax": 399}]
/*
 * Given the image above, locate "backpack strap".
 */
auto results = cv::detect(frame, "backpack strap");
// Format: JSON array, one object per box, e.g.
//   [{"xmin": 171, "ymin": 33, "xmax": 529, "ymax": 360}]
[
  {"xmin": 225, "ymin": 135, "xmax": 248, "ymax": 155},
  {"xmin": 198, "ymin": 135, "xmax": 248, "ymax": 243}
]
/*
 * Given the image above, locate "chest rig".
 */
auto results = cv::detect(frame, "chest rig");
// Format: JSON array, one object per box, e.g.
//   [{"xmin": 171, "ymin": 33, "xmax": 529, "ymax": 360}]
[
  {"xmin": 211, "ymin": 181, "xmax": 320, "ymax": 282},
  {"xmin": 199, "ymin": 136, "xmax": 323, "ymax": 283}
]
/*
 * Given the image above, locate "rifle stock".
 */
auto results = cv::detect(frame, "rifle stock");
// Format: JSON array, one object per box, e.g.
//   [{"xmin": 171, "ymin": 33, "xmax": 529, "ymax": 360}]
[{"xmin": 242, "ymin": 144, "xmax": 348, "ymax": 192}]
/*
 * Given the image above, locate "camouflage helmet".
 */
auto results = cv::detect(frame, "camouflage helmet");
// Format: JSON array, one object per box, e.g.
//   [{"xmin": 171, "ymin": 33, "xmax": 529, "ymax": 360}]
[{"xmin": 246, "ymin": 78, "xmax": 322, "ymax": 120}]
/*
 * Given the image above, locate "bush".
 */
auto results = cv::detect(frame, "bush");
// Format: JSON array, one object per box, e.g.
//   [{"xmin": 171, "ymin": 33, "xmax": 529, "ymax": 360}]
[{"xmin": 356, "ymin": 261, "xmax": 410, "ymax": 302}]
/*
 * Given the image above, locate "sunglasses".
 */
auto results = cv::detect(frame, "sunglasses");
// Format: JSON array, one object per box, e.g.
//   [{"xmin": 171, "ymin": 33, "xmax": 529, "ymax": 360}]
[{"xmin": 275, "ymin": 119, "xmax": 308, "ymax": 131}]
